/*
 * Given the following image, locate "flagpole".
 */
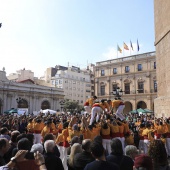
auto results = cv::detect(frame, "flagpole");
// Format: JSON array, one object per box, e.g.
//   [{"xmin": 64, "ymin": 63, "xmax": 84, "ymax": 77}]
[
  {"xmin": 123, "ymin": 42, "xmax": 124, "ymax": 56},
  {"xmin": 130, "ymin": 41, "xmax": 131, "ymax": 56},
  {"xmin": 117, "ymin": 44, "xmax": 118, "ymax": 58},
  {"xmin": 117, "ymin": 45, "xmax": 118, "ymax": 58},
  {"xmin": 137, "ymin": 39, "xmax": 138, "ymax": 55}
]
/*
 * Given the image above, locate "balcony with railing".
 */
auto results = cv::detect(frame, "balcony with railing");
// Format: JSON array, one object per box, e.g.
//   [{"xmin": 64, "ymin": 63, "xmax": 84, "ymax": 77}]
[{"xmin": 96, "ymin": 51, "xmax": 155, "ymax": 66}]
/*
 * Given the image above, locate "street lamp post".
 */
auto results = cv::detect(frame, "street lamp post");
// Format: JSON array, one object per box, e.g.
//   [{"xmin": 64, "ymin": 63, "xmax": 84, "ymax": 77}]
[
  {"xmin": 16, "ymin": 97, "xmax": 24, "ymax": 108},
  {"xmin": 112, "ymin": 87, "xmax": 123, "ymax": 99},
  {"xmin": 59, "ymin": 100, "xmax": 65, "ymax": 112}
]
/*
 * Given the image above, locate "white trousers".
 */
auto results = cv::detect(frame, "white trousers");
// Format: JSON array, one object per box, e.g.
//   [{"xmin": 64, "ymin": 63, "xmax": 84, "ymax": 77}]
[
  {"xmin": 138, "ymin": 140, "xmax": 144, "ymax": 154},
  {"xmin": 120, "ymin": 137, "xmax": 125, "ymax": 153},
  {"xmin": 58, "ymin": 145, "xmax": 64, "ymax": 161},
  {"xmin": 102, "ymin": 139, "xmax": 111, "ymax": 155},
  {"xmin": 84, "ymin": 106, "xmax": 91, "ymax": 114},
  {"xmin": 116, "ymin": 105, "xmax": 125, "ymax": 120},
  {"xmin": 34, "ymin": 133, "xmax": 42, "ymax": 144},
  {"xmin": 90, "ymin": 107, "xmax": 102, "ymax": 125},
  {"xmin": 144, "ymin": 139, "xmax": 150, "ymax": 154},
  {"xmin": 166, "ymin": 138, "xmax": 170, "ymax": 156},
  {"xmin": 62, "ymin": 147, "xmax": 68, "ymax": 170}
]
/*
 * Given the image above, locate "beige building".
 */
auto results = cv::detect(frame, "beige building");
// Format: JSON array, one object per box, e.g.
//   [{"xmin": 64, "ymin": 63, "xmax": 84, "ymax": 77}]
[
  {"xmin": 0, "ymin": 70, "xmax": 64, "ymax": 114},
  {"xmin": 154, "ymin": 0, "xmax": 170, "ymax": 117},
  {"xmin": 94, "ymin": 51, "xmax": 157, "ymax": 113},
  {"xmin": 7, "ymin": 69, "xmax": 34, "ymax": 81},
  {"xmin": 43, "ymin": 65, "xmax": 94, "ymax": 106},
  {"xmin": 7, "ymin": 68, "xmax": 54, "ymax": 87}
]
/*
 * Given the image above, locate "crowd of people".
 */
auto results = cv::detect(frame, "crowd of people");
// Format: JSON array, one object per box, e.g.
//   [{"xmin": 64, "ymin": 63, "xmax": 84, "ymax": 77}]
[{"xmin": 0, "ymin": 96, "xmax": 170, "ymax": 170}]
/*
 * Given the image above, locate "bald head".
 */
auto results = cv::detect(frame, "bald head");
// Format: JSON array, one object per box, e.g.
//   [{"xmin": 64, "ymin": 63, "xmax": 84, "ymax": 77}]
[{"xmin": 82, "ymin": 139, "xmax": 92, "ymax": 152}]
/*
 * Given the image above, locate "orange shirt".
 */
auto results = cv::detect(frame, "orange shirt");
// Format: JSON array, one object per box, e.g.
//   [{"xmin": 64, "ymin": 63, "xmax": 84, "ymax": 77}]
[
  {"xmin": 82, "ymin": 129, "xmax": 93, "ymax": 140},
  {"xmin": 68, "ymin": 126, "xmax": 82, "ymax": 141},
  {"xmin": 33, "ymin": 122, "xmax": 44, "ymax": 132},
  {"xmin": 125, "ymin": 135, "xmax": 134, "ymax": 145},
  {"xmin": 56, "ymin": 134, "xmax": 64, "ymax": 144},
  {"xmin": 109, "ymin": 124, "xmax": 119, "ymax": 133},
  {"xmin": 139, "ymin": 127, "xmax": 145, "ymax": 137},
  {"xmin": 27, "ymin": 122, "xmax": 34, "ymax": 132},
  {"xmin": 154, "ymin": 124, "xmax": 166, "ymax": 134},
  {"xmin": 92, "ymin": 126, "xmax": 101, "ymax": 137},
  {"xmin": 123, "ymin": 122, "xmax": 130, "ymax": 134},
  {"xmin": 84, "ymin": 98, "xmax": 95, "ymax": 107},
  {"xmin": 112, "ymin": 100, "xmax": 122, "ymax": 108},
  {"xmin": 101, "ymin": 126, "xmax": 110, "ymax": 136},
  {"xmin": 142, "ymin": 128, "xmax": 153, "ymax": 141},
  {"xmin": 119, "ymin": 125, "xmax": 125, "ymax": 134},
  {"xmin": 62, "ymin": 128, "xmax": 69, "ymax": 142},
  {"xmin": 165, "ymin": 123, "xmax": 170, "ymax": 133},
  {"xmin": 41, "ymin": 126, "xmax": 52, "ymax": 138}
]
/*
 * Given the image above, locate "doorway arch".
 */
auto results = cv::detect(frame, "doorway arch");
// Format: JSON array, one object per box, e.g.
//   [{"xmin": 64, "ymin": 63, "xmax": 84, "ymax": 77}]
[
  {"xmin": 41, "ymin": 100, "xmax": 50, "ymax": 110},
  {"xmin": 18, "ymin": 99, "xmax": 28, "ymax": 108},
  {"xmin": 124, "ymin": 101, "xmax": 133, "ymax": 113},
  {"xmin": 137, "ymin": 101, "xmax": 147, "ymax": 109}
]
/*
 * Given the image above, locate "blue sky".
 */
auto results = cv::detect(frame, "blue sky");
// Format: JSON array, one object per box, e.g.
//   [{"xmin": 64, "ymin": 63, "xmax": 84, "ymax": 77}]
[{"xmin": 0, "ymin": 0, "xmax": 155, "ymax": 77}]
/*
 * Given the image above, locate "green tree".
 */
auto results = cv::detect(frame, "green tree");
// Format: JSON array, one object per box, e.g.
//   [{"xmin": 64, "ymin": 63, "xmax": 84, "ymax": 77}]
[{"xmin": 63, "ymin": 100, "xmax": 83, "ymax": 114}]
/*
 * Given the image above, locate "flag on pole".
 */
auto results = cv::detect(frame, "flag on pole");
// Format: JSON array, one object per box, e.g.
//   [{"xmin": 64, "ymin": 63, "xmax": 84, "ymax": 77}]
[
  {"xmin": 130, "ymin": 40, "xmax": 133, "ymax": 50},
  {"xmin": 0, "ymin": 23, "xmax": 2, "ymax": 28},
  {"xmin": 123, "ymin": 42, "xmax": 129, "ymax": 50},
  {"xmin": 117, "ymin": 45, "xmax": 122, "ymax": 53},
  {"xmin": 137, "ymin": 39, "xmax": 140, "ymax": 51}
]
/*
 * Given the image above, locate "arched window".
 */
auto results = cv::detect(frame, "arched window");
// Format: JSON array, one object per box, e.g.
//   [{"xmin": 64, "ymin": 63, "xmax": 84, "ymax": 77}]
[
  {"xmin": 18, "ymin": 99, "xmax": 28, "ymax": 108},
  {"xmin": 124, "ymin": 101, "xmax": 132, "ymax": 113},
  {"xmin": 41, "ymin": 100, "xmax": 50, "ymax": 110},
  {"xmin": 137, "ymin": 101, "xmax": 147, "ymax": 109}
]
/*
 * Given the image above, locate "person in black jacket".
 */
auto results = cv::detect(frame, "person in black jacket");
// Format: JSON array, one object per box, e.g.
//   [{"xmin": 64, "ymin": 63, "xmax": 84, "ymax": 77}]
[
  {"xmin": 106, "ymin": 138, "xmax": 134, "ymax": 170},
  {"xmin": 44, "ymin": 140, "xmax": 64, "ymax": 170},
  {"xmin": 84, "ymin": 142, "xmax": 119, "ymax": 170},
  {"xmin": 73, "ymin": 139, "xmax": 95, "ymax": 170}
]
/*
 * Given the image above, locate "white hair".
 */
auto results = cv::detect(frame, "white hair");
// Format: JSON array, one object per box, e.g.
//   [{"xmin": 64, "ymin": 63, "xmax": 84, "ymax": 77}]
[
  {"xmin": 44, "ymin": 140, "xmax": 55, "ymax": 153},
  {"xmin": 125, "ymin": 145, "xmax": 138, "ymax": 158},
  {"xmin": 31, "ymin": 143, "xmax": 43, "ymax": 154}
]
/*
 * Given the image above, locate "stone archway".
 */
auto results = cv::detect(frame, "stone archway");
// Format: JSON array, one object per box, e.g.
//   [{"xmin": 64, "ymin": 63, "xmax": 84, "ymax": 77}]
[
  {"xmin": 124, "ymin": 101, "xmax": 133, "ymax": 113},
  {"xmin": 41, "ymin": 100, "xmax": 50, "ymax": 110},
  {"xmin": 18, "ymin": 99, "xmax": 28, "ymax": 108},
  {"xmin": 137, "ymin": 101, "xmax": 147, "ymax": 109}
]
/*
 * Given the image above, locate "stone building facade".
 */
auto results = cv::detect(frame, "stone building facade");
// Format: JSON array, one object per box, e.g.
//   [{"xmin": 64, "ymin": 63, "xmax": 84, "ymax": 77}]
[
  {"xmin": 0, "ymin": 71, "xmax": 64, "ymax": 114},
  {"xmin": 154, "ymin": 0, "xmax": 170, "ymax": 117},
  {"xmin": 94, "ymin": 51, "xmax": 157, "ymax": 113},
  {"xmin": 42, "ymin": 65, "xmax": 95, "ymax": 106}
]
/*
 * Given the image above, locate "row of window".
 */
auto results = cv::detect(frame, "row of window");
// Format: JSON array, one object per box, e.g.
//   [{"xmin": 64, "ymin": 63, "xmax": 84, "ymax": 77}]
[
  {"xmin": 65, "ymin": 93, "xmax": 84, "ymax": 97},
  {"xmin": 100, "ymin": 81, "xmax": 157, "ymax": 95},
  {"xmin": 56, "ymin": 74, "xmax": 89, "ymax": 82},
  {"xmin": 55, "ymin": 80, "xmax": 90, "ymax": 85},
  {"xmin": 101, "ymin": 62, "xmax": 156, "ymax": 76}
]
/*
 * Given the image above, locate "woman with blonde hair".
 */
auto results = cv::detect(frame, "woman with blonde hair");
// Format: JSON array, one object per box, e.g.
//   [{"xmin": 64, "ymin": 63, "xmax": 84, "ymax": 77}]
[{"xmin": 67, "ymin": 143, "xmax": 82, "ymax": 170}]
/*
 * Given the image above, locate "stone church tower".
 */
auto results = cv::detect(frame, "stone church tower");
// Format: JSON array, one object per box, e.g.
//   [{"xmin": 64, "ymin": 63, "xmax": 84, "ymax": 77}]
[{"xmin": 154, "ymin": 0, "xmax": 170, "ymax": 117}]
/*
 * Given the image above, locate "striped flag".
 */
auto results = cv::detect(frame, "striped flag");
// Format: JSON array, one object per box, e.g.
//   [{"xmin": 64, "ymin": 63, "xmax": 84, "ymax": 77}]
[
  {"xmin": 123, "ymin": 42, "xmax": 129, "ymax": 50},
  {"xmin": 130, "ymin": 40, "xmax": 133, "ymax": 50},
  {"xmin": 117, "ymin": 45, "xmax": 122, "ymax": 53},
  {"xmin": 137, "ymin": 39, "xmax": 140, "ymax": 51}
]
